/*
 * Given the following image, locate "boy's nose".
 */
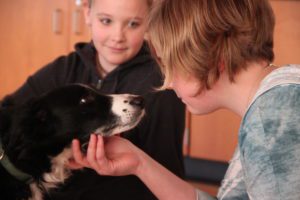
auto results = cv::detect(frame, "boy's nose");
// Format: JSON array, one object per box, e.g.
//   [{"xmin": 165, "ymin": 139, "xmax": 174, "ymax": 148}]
[{"xmin": 111, "ymin": 26, "xmax": 125, "ymax": 42}]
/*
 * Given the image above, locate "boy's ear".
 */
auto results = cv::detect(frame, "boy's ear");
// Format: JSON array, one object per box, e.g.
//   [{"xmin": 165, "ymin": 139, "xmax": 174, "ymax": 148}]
[{"xmin": 83, "ymin": 1, "xmax": 92, "ymax": 26}]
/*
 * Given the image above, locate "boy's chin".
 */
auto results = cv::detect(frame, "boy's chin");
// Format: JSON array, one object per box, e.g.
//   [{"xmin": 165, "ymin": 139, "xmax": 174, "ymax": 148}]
[{"xmin": 187, "ymin": 106, "xmax": 216, "ymax": 115}]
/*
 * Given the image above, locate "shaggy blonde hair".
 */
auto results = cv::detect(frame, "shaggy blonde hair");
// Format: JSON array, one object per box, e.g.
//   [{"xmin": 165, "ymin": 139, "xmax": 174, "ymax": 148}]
[{"xmin": 147, "ymin": 0, "xmax": 275, "ymax": 90}]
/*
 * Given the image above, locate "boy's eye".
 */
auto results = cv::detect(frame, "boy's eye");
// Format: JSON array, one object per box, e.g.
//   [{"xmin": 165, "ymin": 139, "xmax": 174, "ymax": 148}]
[
  {"xmin": 128, "ymin": 21, "xmax": 140, "ymax": 28},
  {"xmin": 100, "ymin": 18, "xmax": 112, "ymax": 25}
]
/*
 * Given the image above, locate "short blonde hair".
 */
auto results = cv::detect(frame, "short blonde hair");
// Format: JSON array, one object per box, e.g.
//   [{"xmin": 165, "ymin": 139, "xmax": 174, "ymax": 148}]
[
  {"xmin": 148, "ymin": 0, "xmax": 275, "ymax": 90},
  {"xmin": 88, "ymin": 0, "xmax": 153, "ymax": 8}
]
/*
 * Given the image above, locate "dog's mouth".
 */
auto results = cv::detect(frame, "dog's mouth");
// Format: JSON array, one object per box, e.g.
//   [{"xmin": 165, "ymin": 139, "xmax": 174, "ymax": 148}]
[
  {"xmin": 95, "ymin": 109, "xmax": 144, "ymax": 136},
  {"xmin": 79, "ymin": 110, "xmax": 144, "ymax": 152}
]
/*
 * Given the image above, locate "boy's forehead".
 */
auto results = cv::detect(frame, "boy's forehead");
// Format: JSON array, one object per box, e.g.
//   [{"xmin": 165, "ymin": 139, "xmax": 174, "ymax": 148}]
[
  {"xmin": 92, "ymin": 0, "xmax": 150, "ymax": 16},
  {"xmin": 92, "ymin": 0, "xmax": 150, "ymax": 9}
]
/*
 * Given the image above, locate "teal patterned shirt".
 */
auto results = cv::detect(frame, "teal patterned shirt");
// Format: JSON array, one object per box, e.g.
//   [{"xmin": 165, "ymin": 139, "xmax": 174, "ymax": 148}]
[{"xmin": 197, "ymin": 64, "xmax": 300, "ymax": 200}]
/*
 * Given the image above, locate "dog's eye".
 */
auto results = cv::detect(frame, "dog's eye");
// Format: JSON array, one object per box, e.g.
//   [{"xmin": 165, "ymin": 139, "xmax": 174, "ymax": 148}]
[{"xmin": 79, "ymin": 95, "xmax": 95, "ymax": 105}]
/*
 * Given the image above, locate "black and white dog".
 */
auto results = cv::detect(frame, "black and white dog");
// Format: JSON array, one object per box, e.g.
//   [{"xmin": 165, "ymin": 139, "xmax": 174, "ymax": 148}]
[{"xmin": 0, "ymin": 84, "xmax": 145, "ymax": 200}]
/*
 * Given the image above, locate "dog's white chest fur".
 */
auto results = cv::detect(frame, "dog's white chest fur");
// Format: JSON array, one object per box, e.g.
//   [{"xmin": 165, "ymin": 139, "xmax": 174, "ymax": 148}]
[{"xmin": 29, "ymin": 148, "xmax": 72, "ymax": 200}]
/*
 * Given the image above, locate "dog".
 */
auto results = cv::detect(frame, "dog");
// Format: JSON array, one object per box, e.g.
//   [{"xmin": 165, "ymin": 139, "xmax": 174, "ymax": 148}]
[{"xmin": 0, "ymin": 84, "xmax": 145, "ymax": 200}]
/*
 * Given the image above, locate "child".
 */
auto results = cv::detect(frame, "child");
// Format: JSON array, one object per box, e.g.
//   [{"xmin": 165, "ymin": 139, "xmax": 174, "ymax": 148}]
[
  {"xmin": 72, "ymin": 0, "xmax": 300, "ymax": 199},
  {"xmin": 11, "ymin": 0, "xmax": 185, "ymax": 199}
]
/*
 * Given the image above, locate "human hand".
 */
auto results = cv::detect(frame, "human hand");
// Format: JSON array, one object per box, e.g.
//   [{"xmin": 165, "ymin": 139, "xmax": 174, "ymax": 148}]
[{"xmin": 70, "ymin": 134, "xmax": 142, "ymax": 176}]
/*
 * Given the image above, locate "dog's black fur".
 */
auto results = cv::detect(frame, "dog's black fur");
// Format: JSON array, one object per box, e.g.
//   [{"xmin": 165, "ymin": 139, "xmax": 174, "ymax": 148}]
[{"xmin": 0, "ymin": 84, "xmax": 144, "ymax": 200}]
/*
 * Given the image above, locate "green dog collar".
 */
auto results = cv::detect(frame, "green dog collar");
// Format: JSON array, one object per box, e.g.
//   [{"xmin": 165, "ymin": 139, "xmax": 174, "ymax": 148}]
[{"xmin": 0, "ymin": 140, "xmax": 33, "ymax": 184}]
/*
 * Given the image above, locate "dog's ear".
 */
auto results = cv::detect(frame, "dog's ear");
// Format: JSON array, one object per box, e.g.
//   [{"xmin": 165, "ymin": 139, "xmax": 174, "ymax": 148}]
[
  {"xmin": 24, "ymin": 99, "xmax": 59, "ymax": 142},
  {"xmin": 27, "ymin": 99, "xmax": 51, "ymax": 123},
  {"xmin": 35, "ymin": 109, "xmax": 49, "ymax": 122}
]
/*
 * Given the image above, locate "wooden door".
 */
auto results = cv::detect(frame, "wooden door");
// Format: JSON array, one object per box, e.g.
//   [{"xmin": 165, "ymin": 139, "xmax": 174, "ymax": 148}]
[
  {"xmin": 0, "ymin": 0, "xmax": 70, "ymax": 98},
  {"xmin": 68, "ymin": 0, "xmax": 91, "ymax": 51},
  {"xmin": 27, "ymin": 0, "xmax": 70, "ymax": 75},
  {"xmin": 0, "ymin": 0, "xmax": 31, "ymax": 98},
  {"xmin": 272, "ymin": 0, "xmax": 300, "ymax": 65},
  {"xmin": 188, "ymin": 110, "xmax": 240, "ymax": 162}
]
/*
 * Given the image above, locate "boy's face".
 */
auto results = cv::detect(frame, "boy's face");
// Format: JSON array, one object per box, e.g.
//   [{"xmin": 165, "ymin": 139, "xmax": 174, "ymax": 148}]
[
  {"xmin": 84, "ymin": 0, "xmax": 149, "ymax": 69},
  {"xmin": 169, "ymin": 71, "xmax": 221, "ymax": 115}
]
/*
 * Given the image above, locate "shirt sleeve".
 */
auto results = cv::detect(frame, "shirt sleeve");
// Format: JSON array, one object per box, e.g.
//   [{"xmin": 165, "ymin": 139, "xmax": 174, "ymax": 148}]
[
  {"xmin": 11, "ymin": 54, "xmax": 78, "ymax": 105},
  {"xmin": 239, "ymin": 84, "xmax": 300, "ymax": 199},
  {"xmin": 196, "ymin": 189, "xmax": 217, "ymax": 200}
]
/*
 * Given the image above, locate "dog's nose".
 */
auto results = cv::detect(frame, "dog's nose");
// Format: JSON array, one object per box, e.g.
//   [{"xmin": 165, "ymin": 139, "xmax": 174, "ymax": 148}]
[{"xmin": 129, "ymin": 96, "xmax": 144, "ymax": 108}]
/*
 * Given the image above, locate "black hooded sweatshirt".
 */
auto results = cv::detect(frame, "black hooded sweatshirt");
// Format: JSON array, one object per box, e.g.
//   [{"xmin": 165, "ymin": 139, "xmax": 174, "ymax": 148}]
[{"xmin": 11, "ymin": 42, "xmax": 185, "ymax": 200}]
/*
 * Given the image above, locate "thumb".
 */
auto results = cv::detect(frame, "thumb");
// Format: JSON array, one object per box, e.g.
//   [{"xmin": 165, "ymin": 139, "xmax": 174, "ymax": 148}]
[{"xmin": 66, "ymin": 158, "xmax": 85, "ymax": 169}]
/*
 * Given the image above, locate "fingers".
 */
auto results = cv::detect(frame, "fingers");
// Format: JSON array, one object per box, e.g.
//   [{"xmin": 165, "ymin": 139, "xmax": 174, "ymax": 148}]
[
  {"xmin": 72, "ymin": 138, "xmax": 89, "ymax": 167},
  {"xmin": 87, "ymin": 135, "xmax": 111, "ymax": 174},
  {"xmin": 96, "ymin": 135, "xmax": 106, "ymax": 162},
  {"xmin": 66, "ymin": 158, "xmax": 85, "ymax": 169},
  {"xmin": 71, "ymin": 134, "xmax": 116, "ymax": 175},
  {"xmin": 86, "ymin": 134, "xmax": 100, "ymax": 168}
]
